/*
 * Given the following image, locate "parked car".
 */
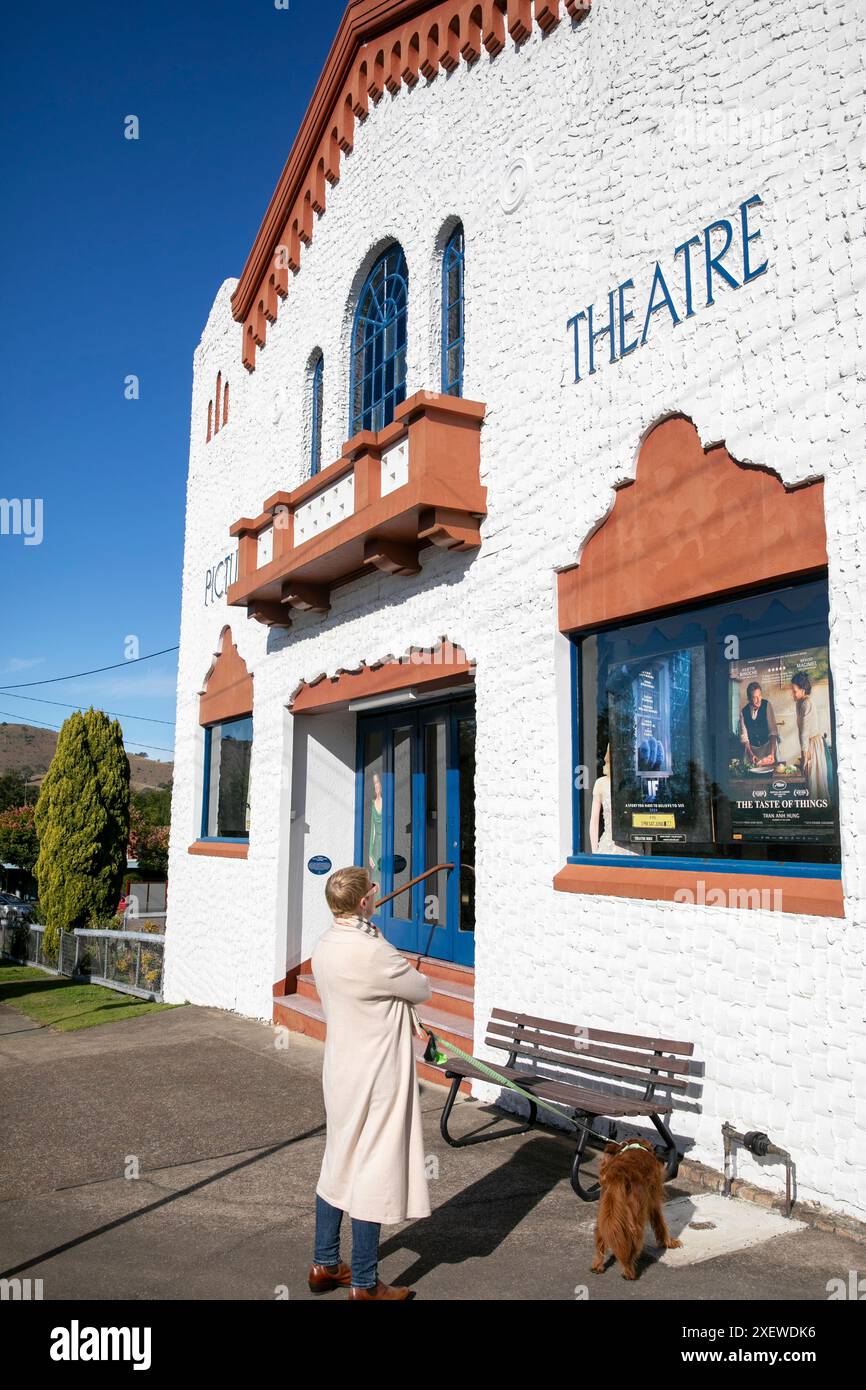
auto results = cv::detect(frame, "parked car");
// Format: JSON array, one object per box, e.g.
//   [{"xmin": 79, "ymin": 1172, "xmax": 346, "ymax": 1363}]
[{"xmin": 0, "ymin": 893, "xmax": 36, "ymax": 924}]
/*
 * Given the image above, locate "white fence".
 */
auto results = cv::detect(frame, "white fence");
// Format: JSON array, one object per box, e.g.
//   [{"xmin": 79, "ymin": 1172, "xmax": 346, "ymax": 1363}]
[{"xmin": 1, "ymin": 920, "xmax": 165, "ymax": 1001}]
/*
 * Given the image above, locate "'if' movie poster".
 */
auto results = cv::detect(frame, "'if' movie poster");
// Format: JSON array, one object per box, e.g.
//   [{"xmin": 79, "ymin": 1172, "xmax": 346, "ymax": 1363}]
[
  {"xmin": 606, "ymin": 647, "xmax": 712, "ymax": 847},
  {"xmin": 724, "ymin": 645, "xmax": 838, "ymax": 844}
]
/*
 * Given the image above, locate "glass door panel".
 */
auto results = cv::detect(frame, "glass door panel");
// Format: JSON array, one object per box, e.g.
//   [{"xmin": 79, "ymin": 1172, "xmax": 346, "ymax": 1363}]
[
  {"xmin": 423, "ymin": 718, "xmax": 448, "ymax": 935},
  {"xmin": 458, "ymin": 715, "xmax": 476, "ymax": 937},
  {"xmin": 361, "ymin": 729, "xmax": 384, "ymax": 881},
  {"xmin": 390, "ymin": 724, "xmax": 415, "ymax": 928},
  {"xmin": 356, "ymin": 698, "xmax": 475, "ymax": 965}
]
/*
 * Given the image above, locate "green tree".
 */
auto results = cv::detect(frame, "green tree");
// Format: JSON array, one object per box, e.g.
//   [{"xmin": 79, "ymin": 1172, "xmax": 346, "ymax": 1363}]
[
  {"xmin": 131, "ymin": 783, "xmax": 172, "ymax": 828},
  {"xmin": 0, "ymin": 771, "xmax": 26, "ymax": 813},
  {"xmin": 0, "ymin": 804, "xmax": 39, "ymax": 873},
  {"xmin": 128, "ymin": 805, "xmax": 169, "ymax": 876},
  {"xmin": 34, "ymin": 710, "xmax": 131, "ymax": 950}
]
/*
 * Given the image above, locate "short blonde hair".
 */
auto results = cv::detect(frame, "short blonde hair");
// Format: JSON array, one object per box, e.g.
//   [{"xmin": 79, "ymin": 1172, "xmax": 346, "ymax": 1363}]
[{"xmin": 325, "ymin": 866, "xmax": 372, "ymax": 916}]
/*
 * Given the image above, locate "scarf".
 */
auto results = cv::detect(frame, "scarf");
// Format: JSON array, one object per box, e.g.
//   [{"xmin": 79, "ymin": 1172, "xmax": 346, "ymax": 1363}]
[{"xmin": 332, "ymin": 912, "xmax": 379, "ymax": 937}]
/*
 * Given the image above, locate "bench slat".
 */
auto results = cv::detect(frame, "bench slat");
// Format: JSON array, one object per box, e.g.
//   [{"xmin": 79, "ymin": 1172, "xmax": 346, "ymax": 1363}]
[
  {"xmin": 490, "ymin": 1008, "xmax": 694, "ymax": 1057},
  {"xmin": 486, "ymin": 1020, "xmax": 692, "ymax": 1081},
  {"xmin": 483, "ymin": 1034, "xmax": 689, "ymax": 1091},
  {"xmin": 444, "ymin": 1058, "xmax": 672, "ymax": 1116}
]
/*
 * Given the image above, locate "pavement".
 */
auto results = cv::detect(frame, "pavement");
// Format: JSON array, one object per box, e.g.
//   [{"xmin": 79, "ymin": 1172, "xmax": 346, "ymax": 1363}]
[{"xmin": 0, "ymin": 996, "xmax": 862, "ymax": 1302}]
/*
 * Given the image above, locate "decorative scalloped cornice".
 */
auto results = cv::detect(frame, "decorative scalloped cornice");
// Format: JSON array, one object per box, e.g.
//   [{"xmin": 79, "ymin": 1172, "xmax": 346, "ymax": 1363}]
[
  {"xmin": 231, "ymin": 0, "xmax": 592, "ymax": 372},
  {"xmin": 290, "ymin": 636, "xmax": 474, "ymax": 711},
  {"xmin": 557, "ymin": 417, "xmax": 828, "ymax": 634},
  {"xmin": 199, "ymin": 626, "xmax": 254, "ymax": 725}
]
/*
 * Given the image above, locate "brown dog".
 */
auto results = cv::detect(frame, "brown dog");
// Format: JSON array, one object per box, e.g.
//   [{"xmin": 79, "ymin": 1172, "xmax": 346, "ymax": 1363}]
[{"xmin": 591, "ymin": 1137, "xmax": 682, "ymax": 1280}]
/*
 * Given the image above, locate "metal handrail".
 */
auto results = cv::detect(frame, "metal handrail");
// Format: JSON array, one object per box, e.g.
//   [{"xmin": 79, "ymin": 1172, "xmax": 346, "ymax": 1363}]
[{"xmin": 374, "ymin": 861, "xmax": 454, "ymax": 911}]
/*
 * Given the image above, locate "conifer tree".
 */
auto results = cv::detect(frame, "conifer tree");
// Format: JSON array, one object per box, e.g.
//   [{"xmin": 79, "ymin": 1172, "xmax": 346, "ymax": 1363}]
[{"xmin": 34, "ymin": 709, "xmax": 131, "ymax": 951}]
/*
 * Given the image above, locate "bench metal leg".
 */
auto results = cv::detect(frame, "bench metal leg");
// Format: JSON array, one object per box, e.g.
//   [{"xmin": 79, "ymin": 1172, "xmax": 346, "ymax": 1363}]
[
  {"xmin": 569, "ymin": 1117, "xmax": 602, "ymax": 1202},
  {"xmin": 439, "ymin": 1073, "xmax": 538, "ymax": 1148},
  {"xmin": 650, "ymin": 1112, "xmax": 682, "ymax": 1181}
]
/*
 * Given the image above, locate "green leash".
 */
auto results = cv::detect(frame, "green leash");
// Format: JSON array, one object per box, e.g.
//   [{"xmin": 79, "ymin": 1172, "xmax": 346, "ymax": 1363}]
[{"xmin": 421, "ymin": 1026, "xmax": 617, "ymax": 1149}]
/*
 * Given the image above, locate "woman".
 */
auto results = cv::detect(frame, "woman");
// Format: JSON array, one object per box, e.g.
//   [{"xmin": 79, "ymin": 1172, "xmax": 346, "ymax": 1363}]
[
  {"xmin": 308, "ymin": 865, "xmax": 431, "ymax": 1301},
  {"xmin": 791, "ymin": 670, "xmax": 830, "ymax": 801}
]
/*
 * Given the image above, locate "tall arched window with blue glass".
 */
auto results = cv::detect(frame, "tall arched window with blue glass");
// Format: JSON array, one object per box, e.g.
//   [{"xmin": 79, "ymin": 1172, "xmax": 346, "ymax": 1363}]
[
  {"xmin": 441, "ymin": 224, "xmax": 464, "ymax": 396},
  {"xmin": 309, "ymin": 352, "xmax": 324, "ymax": 475},
  {"xmin": 350, "ymin": 245, "xmax": 408, "ymax": 435}
]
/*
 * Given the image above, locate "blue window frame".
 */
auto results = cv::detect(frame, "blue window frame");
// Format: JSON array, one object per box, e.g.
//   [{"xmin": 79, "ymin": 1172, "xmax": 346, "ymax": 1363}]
[
  {"xmin": 201, "ymin": 714, "xmax": 253, "ymax": 842},
  {"xmin": 441, "ymin": 224, "xmax": 464, "ymax": 397},
  {"xmin": 350, "ymin": 245, "xmax": 408, "ymax": 436},
  {"xmin": 569, "ymin": 576, "xmax": 841, "ymax": 880},
  {"xmin": 310, "ymin": 353, "xmax": 324, "ymax": 475}
]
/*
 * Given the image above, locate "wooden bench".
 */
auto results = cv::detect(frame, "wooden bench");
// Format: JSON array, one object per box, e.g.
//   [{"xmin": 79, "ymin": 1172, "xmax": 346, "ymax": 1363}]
[{"xmin": 438, "ymin": 1008, "xmax": 696, "ymax": 1201}]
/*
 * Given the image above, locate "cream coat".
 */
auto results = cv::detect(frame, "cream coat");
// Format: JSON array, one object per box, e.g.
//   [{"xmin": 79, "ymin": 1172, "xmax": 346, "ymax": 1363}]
[{"xmin": 312, "ymin": 917, "xmax": 432, "ymax": 1225}]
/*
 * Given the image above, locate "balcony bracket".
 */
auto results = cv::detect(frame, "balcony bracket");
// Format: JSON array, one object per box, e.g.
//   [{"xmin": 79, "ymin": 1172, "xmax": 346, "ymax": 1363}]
[
  {"xmin": 248, "ymin": 601, "xmax": 293, "ymax": 629},
  {"xmin": 419, "ymin": 507, "xmax": 483, "ymax": 551},
  {"xmin": 281, "ymin": 581, "xmax": 331, "ymax": 614},
  {"xmin": 364, "ymin": 537, "xmax": 421, "ymax": 577}
]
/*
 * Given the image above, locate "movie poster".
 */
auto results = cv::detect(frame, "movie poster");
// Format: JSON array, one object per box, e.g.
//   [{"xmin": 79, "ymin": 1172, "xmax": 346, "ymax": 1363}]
[
  {"xmin": 606, "ymin": 646, "xmax": 712, "ymax": 846},
  {"xmin": 724, "ymin": 645, "xmax": 837, "ymax": 844}
]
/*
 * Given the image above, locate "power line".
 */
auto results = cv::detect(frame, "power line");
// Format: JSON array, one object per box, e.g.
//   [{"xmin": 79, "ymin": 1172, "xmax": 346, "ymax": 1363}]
[
  {"xmin": 0, "ymin": 710, "xmax": 174, "ymax": 759},
  {"xmin": 0, "ymin": 645, "xmax": 179, "ymax": 691},
  {"xmin": 0, "ymin": 692, "xmax": 175, "ymax": 726}
]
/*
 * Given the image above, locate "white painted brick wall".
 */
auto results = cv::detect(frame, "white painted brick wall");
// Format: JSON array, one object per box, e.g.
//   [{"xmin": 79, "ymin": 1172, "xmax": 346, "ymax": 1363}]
[{"xmin": 165, "ymin": 0, "xmax": 866, "ymax": 1221}]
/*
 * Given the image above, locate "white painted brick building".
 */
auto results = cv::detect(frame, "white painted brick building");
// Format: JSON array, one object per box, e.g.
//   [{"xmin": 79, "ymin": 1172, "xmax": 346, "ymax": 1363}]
[{"xmin": 165, "ymin": 0, "xmax": 866, "ymax": 1221}]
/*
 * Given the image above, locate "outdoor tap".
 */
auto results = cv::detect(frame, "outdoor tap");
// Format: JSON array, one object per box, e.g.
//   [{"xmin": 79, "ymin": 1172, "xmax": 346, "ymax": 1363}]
[{"xmin": 722, "ymin": 1121, "xmax": 795, "ymax": 1218}]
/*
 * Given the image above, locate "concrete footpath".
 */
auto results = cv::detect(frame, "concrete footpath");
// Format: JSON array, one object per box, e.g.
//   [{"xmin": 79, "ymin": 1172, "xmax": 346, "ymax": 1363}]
[{"xmin": 0, "ymin": 1000, "xmax": 862, "ymax": 1302}]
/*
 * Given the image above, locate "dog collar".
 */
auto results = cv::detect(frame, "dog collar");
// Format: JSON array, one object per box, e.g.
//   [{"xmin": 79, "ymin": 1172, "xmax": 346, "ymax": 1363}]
[{"xmin": 617, "ymin": 1142, "xmax": 649, "ymax": 1154}]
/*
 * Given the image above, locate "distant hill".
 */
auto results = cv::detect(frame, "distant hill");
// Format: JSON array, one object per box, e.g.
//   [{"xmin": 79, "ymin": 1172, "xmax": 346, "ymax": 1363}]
[{"xmin": 0, "ymin": 722, "xmax": 173, "ymax": 792}]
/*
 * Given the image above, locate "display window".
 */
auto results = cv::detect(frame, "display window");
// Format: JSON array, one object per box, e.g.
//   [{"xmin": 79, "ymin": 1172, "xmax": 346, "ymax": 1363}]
[{"xmin": 574, "ymin": 578, "xmax": 839, "ymax": 866}]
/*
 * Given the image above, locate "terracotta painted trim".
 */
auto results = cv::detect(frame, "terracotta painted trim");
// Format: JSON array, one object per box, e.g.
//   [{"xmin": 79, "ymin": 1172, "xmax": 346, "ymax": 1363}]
[
  {"xmin": 273, "ymin": 960, "xmax": 310, "ymax": 997},
  {"xmin": 291, "ymin": 636, "xmax": 473, "ymax": 713},
  {"xmin": 230, "ymin": 393, "xmax": 486, "ymax": 543},
  {"xmin": 553, "ymin": 862, "xmax": 844, "ymax": 919},
  {"xmin": 232, "ymin": 0, "xmax": 592, "ymax": 369},
  {"xmin": 557, "ymin": 416, "xmax": 828, "ymax": 634},
  {"xmin": 227, "ymin": 392, "xmax": 486, "ymax": 616},
  {"xmin": 188, "ymin": 840, "xmax": 250, "ymax": 860},
  {"xmin": 199, "ymin": 627, "xmax": 254, "ymax": 725}
]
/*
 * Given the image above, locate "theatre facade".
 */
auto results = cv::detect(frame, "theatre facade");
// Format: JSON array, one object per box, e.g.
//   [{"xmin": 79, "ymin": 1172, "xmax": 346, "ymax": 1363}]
[{"xmin": 165, "ymin": 0, "xmax": 864, "ymax": 1220}]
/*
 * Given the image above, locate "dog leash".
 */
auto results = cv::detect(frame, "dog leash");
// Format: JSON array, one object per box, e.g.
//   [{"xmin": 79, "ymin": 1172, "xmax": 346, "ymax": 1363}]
[{"xmin": 418, "ymin": 1022, "xmax": 618, "ymax": 1150}]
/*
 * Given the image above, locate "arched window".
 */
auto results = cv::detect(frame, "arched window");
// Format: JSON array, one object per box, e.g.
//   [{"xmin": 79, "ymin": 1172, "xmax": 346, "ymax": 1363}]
[
  {"xmin": 441, "ymin": 224, "xmax": 465, "ymax": 397},
  {"xmin": 350, "ymin": 244, "xmax": 408, "ymax": 436},
  {"xmin": 310, "ymin": 353, "xmax": 324, "ymax": 475}
]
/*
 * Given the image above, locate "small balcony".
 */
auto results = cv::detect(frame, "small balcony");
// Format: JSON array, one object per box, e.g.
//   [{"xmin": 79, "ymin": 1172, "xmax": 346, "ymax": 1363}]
[{"xmin": 227, "ymin": 392, "xmax": 486, "ymax": 625}]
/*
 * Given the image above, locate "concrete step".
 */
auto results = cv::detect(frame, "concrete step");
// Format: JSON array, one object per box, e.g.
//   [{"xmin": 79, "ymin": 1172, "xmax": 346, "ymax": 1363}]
[
  {"xmin": 421, "ymin": 974, "xmax": 474, "ymax": 1019},
  {"xmin": 293, "ymin": 954, "xmax": 473, "ymax": 994},
  {"xmin": 416, "ymin": 956, "xmax": 475, "ymax": 989},
  {"xmin": 414, "ymin": 1000, "xmax": 473, "ymax": 1052},
  {"xmin": 297, "ymin": 969, "xmax": 473, "ymax": 1024},
  {"xmin": 272, "ymin": 993, "xmax": 470, "ymax": 1092},
  {"xmin": 273, "ymin": 991, "xmax": 326, "ymax": 1042}
]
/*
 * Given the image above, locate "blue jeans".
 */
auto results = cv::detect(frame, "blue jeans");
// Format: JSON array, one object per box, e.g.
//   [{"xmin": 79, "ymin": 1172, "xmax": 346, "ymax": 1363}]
[{"xmin": 314, "ymin": 1194, "xmax": 380, "ymax": 1290}]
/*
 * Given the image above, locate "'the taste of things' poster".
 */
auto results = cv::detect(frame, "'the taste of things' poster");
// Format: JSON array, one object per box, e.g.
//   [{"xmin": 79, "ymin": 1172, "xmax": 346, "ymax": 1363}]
[{"xmin": 726, "ymin": 645, "xmax": 837, "ymax": 844}]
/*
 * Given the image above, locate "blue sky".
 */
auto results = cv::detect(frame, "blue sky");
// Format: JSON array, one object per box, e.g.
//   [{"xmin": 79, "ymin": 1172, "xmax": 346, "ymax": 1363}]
[{"xmin": 0, "ymin": 0, "xmax": 345, "ymax": 763}]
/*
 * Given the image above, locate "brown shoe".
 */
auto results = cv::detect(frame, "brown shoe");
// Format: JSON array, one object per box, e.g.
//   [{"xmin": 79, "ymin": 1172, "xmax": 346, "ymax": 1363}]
[
  {"xmin": 348, "ymin": 1280, "xmax": 415, "ymax": 1300},
  {"xmin": 308, "ymin": 1262, "xmax": 352, "ymax": 1294}
]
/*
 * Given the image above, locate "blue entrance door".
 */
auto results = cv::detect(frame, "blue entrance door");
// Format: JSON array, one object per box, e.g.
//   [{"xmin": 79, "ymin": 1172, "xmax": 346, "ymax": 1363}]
[{"xmin": 355, "ymin": 698, "xmax": 475, "ymax": 967}]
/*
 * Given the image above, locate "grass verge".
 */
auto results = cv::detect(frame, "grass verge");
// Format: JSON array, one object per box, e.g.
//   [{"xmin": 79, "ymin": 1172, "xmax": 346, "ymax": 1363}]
[{"xmin": 0, "ymin": 963, "xmax": 174, "ymax": 1031}]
